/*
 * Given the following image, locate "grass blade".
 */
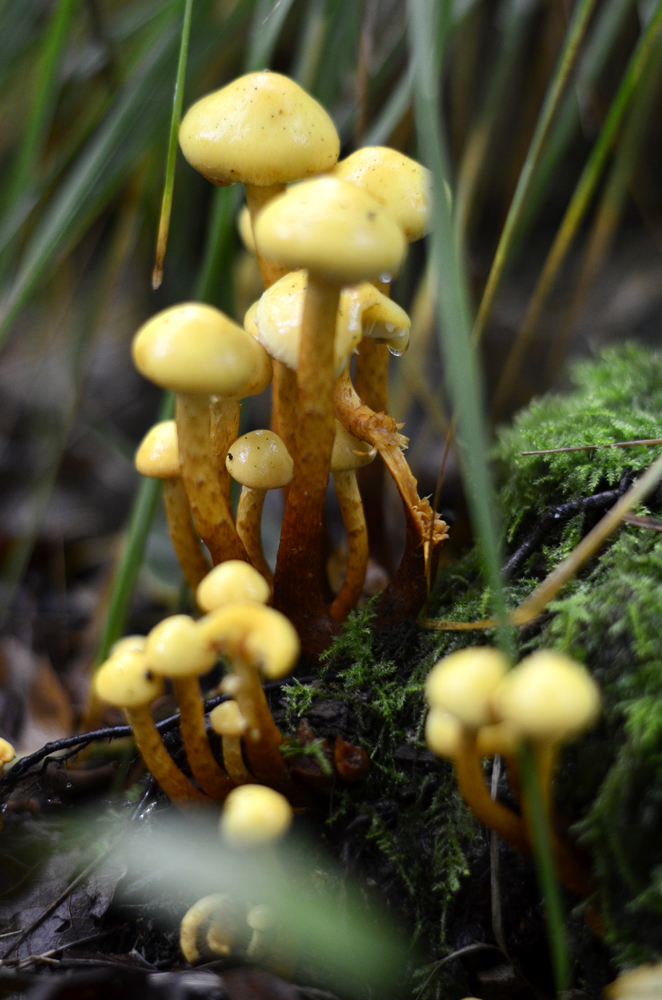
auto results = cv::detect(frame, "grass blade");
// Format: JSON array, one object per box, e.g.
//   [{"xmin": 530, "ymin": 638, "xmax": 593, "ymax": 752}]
[
  {"xmin": 491, "ymin": 0, "xmax": 662, "ymax": 417},
  {"xmin": 152, "ymin": 0, "xmax": 194, "ymax": 291},
  {"xmin": 244, "ymin": 0, "xmax": 296, "ymax": 72},
  {"xmin": 471, "ymin": 0, "xmax": 598, "ymax": 349}
]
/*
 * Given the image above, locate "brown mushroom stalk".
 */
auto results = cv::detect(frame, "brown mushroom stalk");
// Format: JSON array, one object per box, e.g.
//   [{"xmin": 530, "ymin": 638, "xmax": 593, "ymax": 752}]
[
  {"xmin": 146, "ymin": 615, "xmax": 234, "ymax": 800},
  {"xmin": 135, "ymin": 421, "xmax": 211, "ymax": 594},
  {"xmin": 210, "ymin": 701, "xmax": 253, "ymax": 785},
  {"xmin": 210, "ymin": 397, "xmax": 240, "ymax": 509},
  {"xmin": 95, "ymin": 649, "xmax": 209, "ymax": 805}
]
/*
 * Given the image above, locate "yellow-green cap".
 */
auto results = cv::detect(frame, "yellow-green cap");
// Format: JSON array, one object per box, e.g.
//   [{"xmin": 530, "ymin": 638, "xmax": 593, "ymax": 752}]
[
  {"xmin": 226, "ymin": 429, "xmax": 293, "ymax": 490},
  {"xmin": 254, "ymin": 177, "xmax": 405, "ymax": 285},
  {"xmin": 209, "ymin": 700, "xmax": 247, "ymax": 738},
  {"xmin": 179, "ymin": 71, "xmax": 339, "ymax": 187},
  {"xmin": 425, "ymin": 647, "xmax": 509, "ymax": 729},
  {"xmin": 490, "ymin": 651, "xmax": 600, "ymax": 743},
  {"xmin": 199, "ymin": 603, "xmax": 299, "ymax": 679},
  {"xmin": 330, "ymin": 421, "xmax": 375, "ymax": 473},
  {"xmin": 135, "ymin": 421, "xmax": 179, "ymax": 479},
  {"xmin": 220, "ymin": 784, "xmax": 293, "ymax": 847},
  {"xmin": 94, "ymin": 650, "xmax": 164, "ymax": 709},
  {"xmin": 333, "ymin": 146, "xmax": 431, "ymax": 243},
  {"xmin": 132, "ymin": 303, "xmax": 271, "ymax": 397},
  {"xmin": 145, "ymin": 615, "xmax": 217, "ymax": 678},
  {"xmin": 197, "ymin": 561, "xmax": 270, "ymax": 613}
]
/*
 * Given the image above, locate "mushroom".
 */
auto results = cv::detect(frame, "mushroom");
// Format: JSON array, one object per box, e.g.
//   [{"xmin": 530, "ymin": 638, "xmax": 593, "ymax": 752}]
[
  {"xmin": 197, "ymin": 560, "xmax": 270, "ymax": 614},
  {"xmin": 209, "ymin": 701, "xmax": 253, "ymax": 785},
  {"xmin": 94, "ymin": 648, "xmax": 209, "ymax": 805},
  {"xmin": 180, "ymin": 893, "xmax": 237, "ymax": 964},
  {"xmin": 225, "ymin": 429, "xmax": 294, "ymax": 584},
  {"xmin": 219, "ymin": 784, "xmax": 293, "ymax": 848},
  {"xmin": 199, "ymin": 602, "xmax": 299, "ymax": 789},
  {"xmin": 328, "ymin": 421, "xmax": 376, "ymax": 622},
  {"xmin": 132, "ymin": 303, "xmax": 272, "ymax": 565},
  {"xmin": 145, "ymin": 615, "xmax": 233, "ymax": 800},
  {"xmin": 135, "ymin": 420, "xmax": 210, "ymax": 594},
  {"xmin": 254, "ymin": 177, "xmax": 405, "ymax": 654},
  {"xmin": 0, "ymin": 739, "xmax": 15, "ymax": 768}
]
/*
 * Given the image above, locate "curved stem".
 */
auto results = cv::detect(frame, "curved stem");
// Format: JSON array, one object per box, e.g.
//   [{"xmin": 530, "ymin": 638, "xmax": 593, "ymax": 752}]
[
  {"xmin": 236, "ymin": 486, "xmax": 272, "ymax": 584},
  {"xmin": 176, "ymin": 393, "xmax": 247, "ymax": 564},
  {"xmin": 229, "ymin": 659, "xmax": 291, "ymax": 792},
  {"xmin": 125, "ymin": 706, "xmax": 210, "ymax": 805},
  {"xmin": 222, "ymin": 734, "xmax": 253, "ymax": 784},
  {"xmin": 330, "ymin": 470, "xmax": 368, "ymax": 622},
  {"xmin": 454, "ymin": 729, "xmax": 528, "ymax": 852},
  {"xmin": 173, "ymin": 676, "xmax": 233, "ymax": 800},
  {"xmin": 162, "ymin": 478, "xmax": 211, "ymax": 594}
]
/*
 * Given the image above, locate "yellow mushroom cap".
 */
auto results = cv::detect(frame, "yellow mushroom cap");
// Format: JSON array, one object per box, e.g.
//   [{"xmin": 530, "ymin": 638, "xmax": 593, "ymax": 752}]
[
  {"xmin": 199, "ymin": 603, "xmax": 300, "ymax": 680},
  {"xmin": 197, "ymin": 561, "xmax": 270, "ymax": 613},
  {"xmin": 109, "ymin": 635, "xmax": 146, "ymax": 656},
  {"xmin": 145, "ymin": 615, "xmax": 217, "ymax": 678},
  {"xmin": 605, "ymin": 960, "xmax": 662, "ymax": 999},
  {"xmin": 332, "ymin": 146, "xmax": 431, "ymax": 243},
  {"xmin": 179, "ymin": 71, "xmax": 339, "ymax": 187},
  {"xmin": 209, "ymin": 701, "xmax": 248, "ymax": 738},
  {"xmin": 0, "ymin": 738, "xmax": 15, "ymax": 765},
  {"xmin": 254, "ymin": 177, "xmax": 405, "ymax": 285},
  {"xmin": 220, "ymin": 784, "xmax": 293, "ymax": 847},
  {"xmin": 180, "ymin": 893, "xmax": 235, "ymax": 963},
  {"xmin": 331, "ymin": 420, "xmax": 375, "ymax": 473},
  {"xmin": 94, "ymin": 650, "xmax": 164, "ymax": 709},
  {"xmin": 354, "ymin": 282, "xmax": 411, "ymax": 355},
  {"xmin": 476, "ymin": 720, "xmax": 521, "ymax": 757},
  {"xmin": 135, "ymin": 421, "xmax": 179, "ymax": 479},
  {"xmin": 425, "ymin": 709, "xmax": 461, "ymax": 759},
  {"xmin": 132, "ymin": 303, "xmax": 271, "ymax": 397},
  {"xmin": 247, "ymin": 903, "xmax": 275, "ymax": 932},
  {"xmin": 238, "ymin": 205, "xmax": 256, "ymax": 255},
  {"xmin": 490, "ymin": 651, "xmax": 601, "ymax": 743},
  {"xmin": 226, "ymin": 429, "xmax": 293, "ymax": 491},
  {"xmin": 425, "ymin": 647, "xmax": 509, "ymax": 729}
]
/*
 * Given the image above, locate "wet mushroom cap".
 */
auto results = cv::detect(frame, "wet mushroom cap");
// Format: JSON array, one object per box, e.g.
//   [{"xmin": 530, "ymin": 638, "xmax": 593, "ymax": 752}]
[
  {"xmin": 132, "ymin": 302, "xmax": 271, "ymax": 397},
  {"xmin": 330, "ymin": 421, "xmax": 376, "ymax": 473},
  {"xmin": 135, "ymin": 421, "xmax": 180, "ymax": 479},
  {"xmin": 94, "ymin": 649, "xmax": 164, "ymax": 709},
  {"xmin": 226, "ymin": 429, "xmax": 293, "ymax": 490},
  {"xmin": 197, "ymin": 561, "xmax": 270, "ymax": 613},
  {"xmin": 220, "ymin": 784, "xmax": 293, "ymax": 847},
  {"xmin": 425, "ymin": 647, "xmax": 509, "ymax": 729},
  {"xmin": 145, "ymin": 615, "xmax": 217, "ymax": 678},
  {"xmin": 490, "ymin": 651, "xmax": 600, "ymax": 742},
  {"xmin": 179, "ymin": 71, "xmax": 340, "ymax": 187},
  {"xmin": 254, "ymin": 177, "xmax": 405, "ymax": 285},
  {"xmin": 332, "ymin": 146, "xmax": 431, "ymax": 243}
]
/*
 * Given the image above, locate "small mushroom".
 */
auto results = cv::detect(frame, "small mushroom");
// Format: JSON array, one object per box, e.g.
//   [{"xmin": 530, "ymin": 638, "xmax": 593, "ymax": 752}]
[
  {"xmin": 225, "ymin": 429, "xmax": 294, "ymax": 584},
  {"xmin": 135, "ymin": 420, "xmax": 210, "ymax": 594},
  {"xmin": 145, "ymin": 615, "xmax": 232, "ymax": 800},
  {"xmin": 94, "ymin": 649, "xmax": 208, "ymax": 805},
  {"xmin": 220, "ymin": 784, "xmax": 293, "ymax": 848},
  {"xmin": 197, "ymin": 560, "xmax": 270, "ymax": 613},
  {"xmin": 328, "ymin": 421, "xmax": 376, "ymax": 622},
  {"xmin": 180, "ymin": 893, "xmax": 237, "ymax": 963},
  {"xmin": 254, "ymin": 177, "xmax": 405, "ymax": 655},
  {"xmin": 132, "ymin": 303, "xmax": 272, "ymax": 565},
  {"xmin": 209, "ymin": 701, "xmax": 252, "ymax": 785},
  {"xmin": 0, "ymin": 739, "xmax": 15, "ymax": 768}
]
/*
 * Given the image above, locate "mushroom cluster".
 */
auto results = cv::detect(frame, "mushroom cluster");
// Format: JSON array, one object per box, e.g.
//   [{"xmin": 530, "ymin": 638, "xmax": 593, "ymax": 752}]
[
  {"xmin": 130, "ymin": 69, "xmax": 447, "ymax": 660},
  {"xmin": 425, "ymin": 647, "xmax": 601, "ymax": 895}
]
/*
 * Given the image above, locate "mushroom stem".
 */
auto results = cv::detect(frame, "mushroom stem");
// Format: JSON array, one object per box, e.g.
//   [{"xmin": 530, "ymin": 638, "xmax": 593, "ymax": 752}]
[
  {"xmin": 162, "ymin": 478, "xmax": 211, "ymax": 594},
  {"xmin": 245, "ymin": 182, "xmax": 289, "ymax": 290},
  {"xmin": 454, "ymin": 729, "xmax": 528, "ymax": 852},
  {"xmin": 210, "ymin": 396, "xmax": 240, "ymax": 508},
  {"xmin": 354, "ymin": 340, "xmax": 390, "ymax": 413},
  {"xmin": 275, "ymin": 364, "xmax": 298, "ymax": 468},
  {"xmin": 222, "ymin": 734, "xmax": 253, "ymax": 785},
  {"xmin": 330, "ymin": 470, "xmax": 368, "ymax": 622},
  {"xmin": 176, "ymin": 393, "xmax": 247, "ymax": 564},
  {"xmin": 273, "ymin": 278, "xmax": 341, "ymax": 652},
  {"xmin": 173, "ymin": 676, "xmax": 234, "ymax": 799},
  {"xmin": 236, "ymin": 485, "xmax": 272, "ymax": 584},
  {"xmin": 124, "ymin": 706, "xmax": 210, "ymax": 805},
  {"xmin": 228, "ymin": 662, "xmax": 291, "ymax": 791}
]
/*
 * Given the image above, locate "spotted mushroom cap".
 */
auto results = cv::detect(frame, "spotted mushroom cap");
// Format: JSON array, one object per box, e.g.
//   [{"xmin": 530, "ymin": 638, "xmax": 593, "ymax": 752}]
[
  {"xmin": 332, "ymin": 146, "xmax": 431, "ymax": 243},
  {"xmin": 132, "ymin": 303, "xmax": 272, "ymax": 397},
  {"xmin": 490, "ymin": 650, "xmax": 601, "ymax": 743},
  {"xmin": 226, "ymin": 429, "xmax": 293, "ymax": 491},
  {"xmin": 94, "ymin": 649, "xmax": 164, "ymax": 709},
  {"xmin": 330, "ymin": 421, "xmax": 375, "ymax": 474},
  {"xmin": 199, "ymin": 602, "xmax": 300, "ymax": 679},
  {"xmin": 197, "ymin": 561, "xmax": 270, "ymax": 613},
  {"xmin": 145, "ymin": 615, "xmax": 217, "ymax": 679},
  {"xmin": 220, "ymin": 784, "xmax": 293, "ymax": 848},
  {"xmin": 250, "ymin": 270, "xmax": 409, "ymax": 373},
  {"xmin": 179, "ymin": 71, "xmax": 340, "ymax": 187},
  {"xmin": 135, "ymin": 421, "xmax": 179, "ymax": 479},
  {"xmin": 425, "ymin": 647, "xmax": 509, "ymax": 729},
  {"xmin": 254, "ymin": 177, "xmax": 405, "ymax": 285}
]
